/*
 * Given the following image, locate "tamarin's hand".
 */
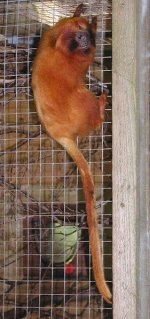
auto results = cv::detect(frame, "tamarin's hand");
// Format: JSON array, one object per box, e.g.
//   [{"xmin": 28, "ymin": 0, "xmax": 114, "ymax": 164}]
[{"xmin": 32, "ymin": 4, "xmax": 112, "ymax": 303}]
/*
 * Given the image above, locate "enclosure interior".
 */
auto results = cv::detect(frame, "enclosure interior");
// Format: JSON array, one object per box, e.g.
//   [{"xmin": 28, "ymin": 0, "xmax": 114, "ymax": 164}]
[{"xmin": 0, "ymin": 1, "xmax": 112, "ymax": 318}]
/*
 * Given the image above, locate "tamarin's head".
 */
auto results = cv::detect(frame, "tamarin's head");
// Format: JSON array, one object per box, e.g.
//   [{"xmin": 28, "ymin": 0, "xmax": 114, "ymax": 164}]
[{"xmin": 46, "ymin": 4, "xmax": 97, "ymax": 63}]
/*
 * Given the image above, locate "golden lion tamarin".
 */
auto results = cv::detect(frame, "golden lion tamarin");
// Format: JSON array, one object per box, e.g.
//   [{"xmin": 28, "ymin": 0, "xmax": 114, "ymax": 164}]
[{"xmin": 32, "ymin": 4, "xmax": 112, "ymax": 303}]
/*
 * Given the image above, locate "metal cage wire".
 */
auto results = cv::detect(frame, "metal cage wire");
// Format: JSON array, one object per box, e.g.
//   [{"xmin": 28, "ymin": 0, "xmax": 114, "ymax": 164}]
[{"xmin": 0, "ymin": 1, "xmax": 112, "ymax": 318}]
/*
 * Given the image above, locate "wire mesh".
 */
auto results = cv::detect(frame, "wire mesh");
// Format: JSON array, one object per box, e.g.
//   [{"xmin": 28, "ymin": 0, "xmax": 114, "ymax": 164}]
[{"xmin": 0, "ymin": 1, "xmax": 112, "ymax": 318}]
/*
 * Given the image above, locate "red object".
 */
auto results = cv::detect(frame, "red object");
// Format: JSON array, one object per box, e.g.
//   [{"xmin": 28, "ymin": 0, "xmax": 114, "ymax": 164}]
[{"xmin": 65, "ymin": 263, "xmax": 76, "ymax": 275}]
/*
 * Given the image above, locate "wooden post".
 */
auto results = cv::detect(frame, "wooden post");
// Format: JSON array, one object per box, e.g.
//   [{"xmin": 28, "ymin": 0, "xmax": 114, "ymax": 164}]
[
  {"xmin": 112, "ymin": 0, "xmax": 137, "ymax": 318},
  {"xmin": 136, "ymin": 0, "xmax": 150, "ymax": 318}
]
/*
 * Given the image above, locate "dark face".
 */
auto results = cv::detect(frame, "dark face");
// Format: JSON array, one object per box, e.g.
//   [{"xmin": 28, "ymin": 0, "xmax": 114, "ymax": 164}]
[{"xmin": 69, "ymin": 28, "xmax": 96, "ymax": 54}]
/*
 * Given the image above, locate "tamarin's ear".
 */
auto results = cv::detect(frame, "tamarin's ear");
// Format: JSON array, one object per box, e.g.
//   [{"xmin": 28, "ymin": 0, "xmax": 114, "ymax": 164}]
[
  {"xmin": 73, "ymin": 3, "xmax": 84, "ymax": 17},
  {"xmin": 91, "ymin": 16, "xmax": 97, "ymax": 32}
]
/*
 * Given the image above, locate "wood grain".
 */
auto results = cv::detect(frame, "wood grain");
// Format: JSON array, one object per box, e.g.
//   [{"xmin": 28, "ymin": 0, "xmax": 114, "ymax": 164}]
[{"xmin": 112, "ymin": 0, "xmax": 137, "ymax": 318}]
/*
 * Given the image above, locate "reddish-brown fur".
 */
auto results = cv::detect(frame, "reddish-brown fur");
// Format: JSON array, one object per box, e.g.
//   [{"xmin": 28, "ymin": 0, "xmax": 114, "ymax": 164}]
[{"xmin": 32, "ymin": 6, "xmax": 112, "ymax": 303}]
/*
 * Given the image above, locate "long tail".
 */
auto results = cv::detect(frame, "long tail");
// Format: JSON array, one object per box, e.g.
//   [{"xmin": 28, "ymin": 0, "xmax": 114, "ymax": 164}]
[{"xmin": 57, "ymin": 137, "xmax": 112, "ymax": 303}]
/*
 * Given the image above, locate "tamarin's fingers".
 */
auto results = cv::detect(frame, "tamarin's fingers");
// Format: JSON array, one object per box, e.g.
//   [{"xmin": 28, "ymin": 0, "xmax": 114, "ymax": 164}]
[{"xmin": 99, "ymin": 93, "xmax": 108, "ymax": 122}]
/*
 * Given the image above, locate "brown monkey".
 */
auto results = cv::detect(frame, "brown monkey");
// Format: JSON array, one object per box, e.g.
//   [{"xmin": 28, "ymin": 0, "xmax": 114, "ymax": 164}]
[{"xmin": 32, "ymin": 4, "xmax": 112, "ymax": 303}]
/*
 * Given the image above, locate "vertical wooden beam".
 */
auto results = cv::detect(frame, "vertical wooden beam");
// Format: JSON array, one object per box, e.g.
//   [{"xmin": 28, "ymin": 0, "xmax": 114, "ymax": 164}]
[
  {"xmin": 112, "ymin": 1, "xmax": 137, "ymax": 318},
  {"xmin": 136, "ymin": 0, "xmax": 150, "ymax": 318}
]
